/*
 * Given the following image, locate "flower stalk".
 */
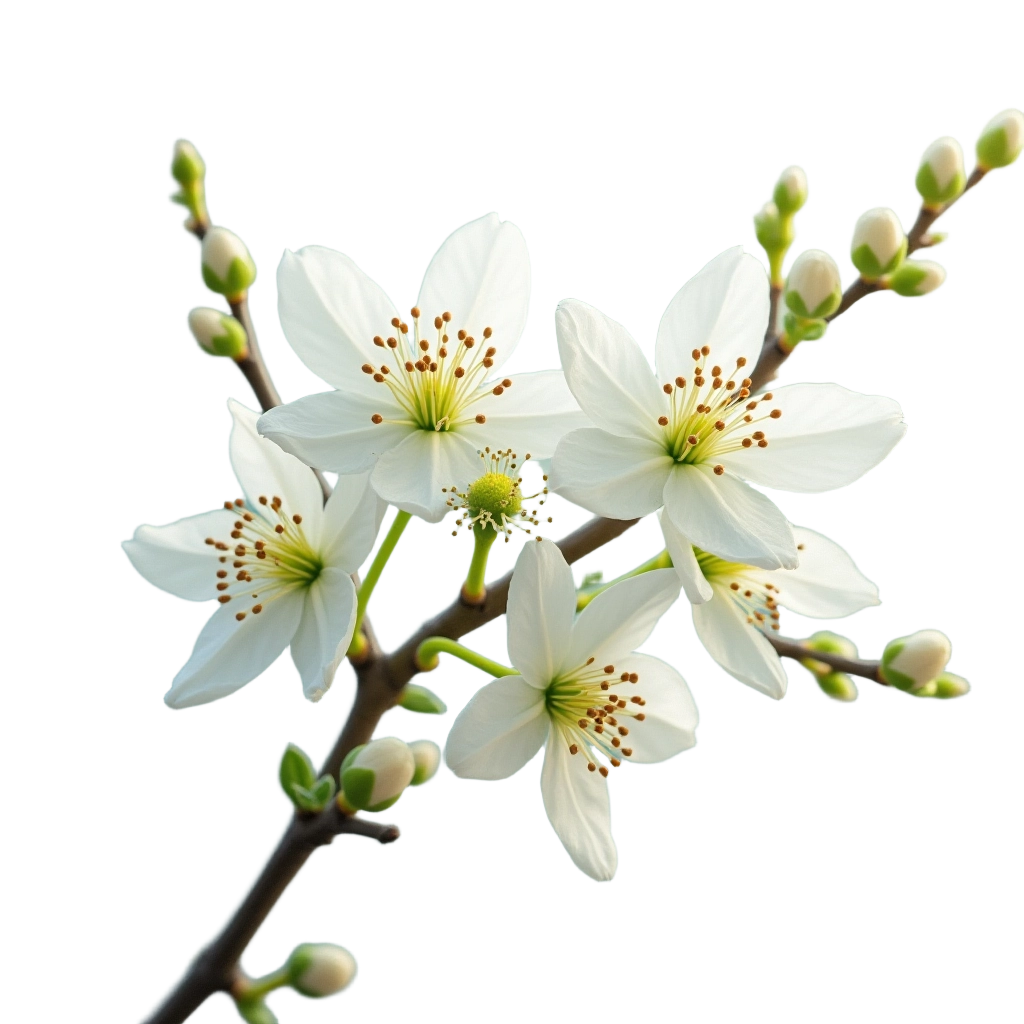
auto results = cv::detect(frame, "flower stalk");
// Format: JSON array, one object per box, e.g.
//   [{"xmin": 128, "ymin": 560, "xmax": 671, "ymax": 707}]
[
  {"xmin": 576, "ymin": 550, "xmax": 673, "ymax": 610},
  {"xmin": 462, "ymin": 524, "xmax": 497, "ymax": 605},
  {"xmin": 349, "ymin": 510, "xmax": 412, "ymax": 658},
  {"xmin": 415, "ymin": 636, "xmax": 517, "ymax": 678}
]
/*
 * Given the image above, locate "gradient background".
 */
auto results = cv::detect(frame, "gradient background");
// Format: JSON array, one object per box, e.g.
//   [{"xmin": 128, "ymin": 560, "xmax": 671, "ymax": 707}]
[{"xmin": 3, "ymin": 2, "xmax": 1022, "ymax": 1021}]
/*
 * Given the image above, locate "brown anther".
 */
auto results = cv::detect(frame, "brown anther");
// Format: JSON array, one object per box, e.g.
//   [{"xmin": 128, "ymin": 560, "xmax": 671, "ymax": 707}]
[
  {"xmin": 405, "ymin": 361, "xmax": 415, "ymax": 372},
  {"xmin": 234, "ymin": 545, "xmax": 246, "ymax": 556},
  {"xmin": 271, "ymin": 497, "xmax": 282, "ymax": 509},
  {"xmin": 370, "ymin": 413, "xmax": 383, "ymax": 425},
  {"xmin": 399, "ymin": 323, "xmax": 409, "ymax": 334},
  {"xmin": 598, "ymin": 766, "xmax": 609, "ymax": 777},
  {"xmin": 464, "ymin": 337, "xmax": 475, "ymax": 348},
  {"xmin": 457, "ymin": 329, "xmax": 466, "ymax": 341},
  {"xmin": 485, "ymin": 346, "xmax": 497, "ymax": 358},
  {"xmin": 711, "ymin": 365, "xmax": 722, "ymax": 376},
  {"xmin": 234, "ymin": 611, "xmax": 246, "ymax": 621},
  {"xmin": 205, "ymin": 538, "xmax": 215, "ymax": 545},
  {"xmin": 701, "ymin": 345, "xmax": 710, "ymax": 355},
  {"xmin": 411, "ymin": 306, "xmax": 421, "ymax": 318},
  {"xmin": 631, "ymin": 696, "xmax": 643, "ymax": 704},
  {"xmin": 691, "ymin": 348, "xmax": 701, "ymax": 360},
  {"xmin": 620, "ymin": 672, "xmax": 630, "ymax": 681},
  {"xmin": 742, "ymin": 437, "xmax": 753, "ymax": 448},
  {"xmin": 373, "ymin": 372, "xmax": 384, "ymax": 382},
  {"xmin": 687, "ymin": 434, "xmax": 699, "ymax": 446},
  {"xmin": 419, "ymin": 339, "xmax": 429, "ymax": 352},
  {"xmin": 243, "ymin": 513, "xmax": 254, "ymax": 522},
  {"xmin": 415, "ymin": 361, "xmax": 426, "ymax": 371},
  {"xmin": 696, "ymin": 404, "xmax": 706, "ymax": 413},
  {"xmin": 434, "ymin": 316, "xmax": 443, "ymax": 329},
  {"xmin": 752, "ymin": 430, "xmax": 765, "ymax": 440},
  {"xmin": 658, "ymin": 416, "xmax": 669, "ymax": 425},
  {"xmin": 231, "ymin": 530, "xmax": 242, "ymax": 539},
  {"xmin": 715, "ymin": 420, "xmax": 725, "ymax": 430},
  {"xmin": 588, "ymin": 763, "xmax": 597, "ymax": 772},
  {"xmin": 482, "ymin": 326, "xmax": 493, "ymax": 338},
  {"xmin": 218, "ymin": 595, "xmax": 231, "ymax": 604},
  {"xmin": 675, "ymin": 376, "xmax": 686, "ymax": 388},
  {"xmin": 429, "ymin": 361, "xmax": 438, "ymax": 371},
  {"xmin": 663, "ymin": 383, "xmax": 673, "ymax": 394},
  {"xmin": 712, "ymin": 378, "xmax": 723, "ymax": 389},
  {"xmin": 441, "ymin": 311, "xmax": 452, "ymax": 323},
  {"xmin": 594, "ymin": 724, "xmax": 604, "ymax": 734},
  {"xmin": 216, "ymin": 582, "xmax": 229, "ymax": 591},
  {"xmin": 390, "ymin": 318, "xmax": 400, "ymax": 328},
  {"xmin": 215, "ymin": 542, "xmax": 229, "ymax": 551},
  {"xmin": 234, "ymin": 498, "xmax": 244, "ymax": 507},
  {"xmin": 474, "ymin": 414, "xmax": 486, "ymax": 424},
  {"xmin": 217, "ymin": 570, "xmax": 228, "ymax": 579},
  {"xmin": 726, "ymin": 380, "xmax": 736, "ymax": 390},
  {"xmin": 770, "ymin": 408, "xmax": 782, "ymax": 419},
  {"xmin": 257, "ymin": 550, "xmax": 266, "ymax": 559},
  {"xmin": 254, "ymin": 541, "xmax": 264, "ymax": 550},
  {"xmin": 292, "ymin": 514, "xmax": 302, "ymax": 524},
  {"xmin": 694, "ymin": 375, "xmax": 705, "ymax": 386},
  {"xmin": 492, "ymin": 385, "xmax": 504, "ymax": 395},
  {"xmin": 618, "ymin": 726, "xmax": 629, "ymax": 736},
  {"xmin": 635, "ymin": 713, "xmax": 646, "ymax": 721},
  {"xmin": 758, "ymin": 439, "xmax": 768, "ymax": 448},
  {"xmin": 628, "ymin": 673, "xmax": 638, "ymax": 683},
  {"xmin": 586, "ymin": 708, "xmax": 597, "ymax": 718},
  {"xmin": 744, "ymin": 590, "xmax": 752, "ymax": 597},
  {"xmin": 235, "ymin": 570, "xmax": 246, "ymax": 581},
  {"xmin": 483, "ymin": 357, "xmax": 493, "ymax": 367},
  {"xmin": 569, "ymin": 744, "xmax": 578, "ymax": 755},
  {"xmin": 611, "ymin": 737, "xmax": 621, "ymax": 748},
  {"xmin": 502, "ymin": 378, "xmax": 512, "ymax": 388},
  {"xmin": 438, "ymin": 347, "xmax": 448, "ymax": 358},
  {"xmin": 797, "ymin": 543, "xmax": 805, "ymax": 551},
  {"xmin": 579, "ymin": 719, "xmax": 589, "ymax": 728},
  {"xmin": 603, "ymin": 665, "xmax": 615, "ymax": 674},
  {"xmin": 223, "ymin": 501, "xmax": 234, "ymax": 510},
  {"xmin": 762, "ymin": 391, "xmax": 773, "ymax": 400},
  {"xmin": 275, "ymin": 524, "xmax": 285, "ymax": 534},
  {"xmin": 622, "ymin": 748, "xmax": 633, "ymax": 756},
  {"xmin": 259, "ymin": 496, "xmax": 268, "ymax": 505},
  {"xmin": 381, "ymin": 365, "xmax": 391, "ymax": 375},
  {"xmin": 600, "ymin": 681, "xmax": 610, "ymax": 690},
  {"xmin": 714, "ymin": 464, "xmax": 725, "ymax": 475},
  {"xmin": 730, "ymin": 582, "xmax": 740, "ymax": 590},
  {"xmin": 454, "ymin": 366, "xmax": 465, "ymax": 378}
]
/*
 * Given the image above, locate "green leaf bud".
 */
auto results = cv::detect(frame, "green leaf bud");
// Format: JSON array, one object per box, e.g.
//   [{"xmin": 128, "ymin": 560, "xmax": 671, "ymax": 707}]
[
  {"xmin": 888, "ymin": 260, "xmax": 946, "ymax": 297},
  {"xmin": 279, "ymin": 743, "xmax": 316, "ymax": 799},
  {"xmin": 932, "ymin": 672, "xmax": 970, "ymax": 699},
  {"xmin": 235, "ymin": 997, "xmax": 278, "ymax": 1024},
  {"xmin": 815, "ymin": 671, "xmax": 858, "ymax": 702},
  {"xmin": 880, "ymin": 629, "xmax": 951, "ymax": 692},
  {"xmin": 188, "ymin": 307, "xmax": 249, "ymax": 359},
  {"xmin": 851, "ymin": 208, "xmax": 907, "ymax": 280},
  {"xmin": 286, "ymin": 943, "xmax": 357, "ymax": 998},
  {"xmin": 754, "ymin": 201, "xmax": 792, "ymax": 252},
  {"xmin": 772, "ymin": 165, "xmax": 808, "ymax": 215},
  {"xmin": 171, "ymin": 139, "xmax": 205, "ymax": 187},
  {"xmin": 201, "ymin": 226, "xmax": 257, "ymax": 300},
  {"xmin": 785, "ymin": 249, "xmax": 842, "ymax": 319},
  {"xmin": 398, "ymin": 683, "xmax": 447, "ymax": 714},
  {"xmin": 409, "ymin": 739, "xmax": 441, "ymax": 786},
  {"xmin": 339, "ymin": 737, "xmax": 415, "ymax": 812},
  {"xmin": 783, "ymin": 311, "xmax": 828, "ymax": 344},
  {"xmin": 915, "ymin": 137, "xmax": 966, "ymax": 208},
  {"xmin": 804, "ymin": 630, "xmax": 859, "ymax": 659},
  {"xmin": 976, "ymin": 108, "xmax": 1024, "ymax": 170}
]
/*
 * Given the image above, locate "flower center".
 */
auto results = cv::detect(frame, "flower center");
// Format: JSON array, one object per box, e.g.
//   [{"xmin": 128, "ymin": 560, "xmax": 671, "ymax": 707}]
[
  {"xmin": 694, "ymin": 546, "xmax": 785, "ymax": 632},
  {"xmin": 545, "ymin": 659, "xmax": 647, "ymax": 776},
  {"xmin": 656, "ymin": 346, "xmax": 782, "ymax": 474},
  {"xmin": 205, "ymin": 495, "xmax": 322, "ymax": 622},
  {"xmin": 444, "ymin": 448, "xmax": 550, "ymax": 540},
  {"xmin": 361, "ymin": 308, "xmax": 512, "ymax": 432}
]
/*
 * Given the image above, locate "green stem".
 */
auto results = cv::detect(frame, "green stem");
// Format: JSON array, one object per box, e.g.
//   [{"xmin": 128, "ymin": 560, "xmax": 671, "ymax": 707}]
[
  {"xmin": 348, "ymin": 510, "xmax": 412, "ymax": 656},
  {"xmin": 463, "ymin": 524, "xmax": 497, "ymax": 603},
  {"xmin": 415, "ymin": 636, "xmax": 517, "ymax": 678},
  {"xmin": 576, "ymin": 549, "xmax": 673, "ymax": 610},
  {"xmin": 235, "ymin": 966, "xmax": 289, "ymax": 1002}
]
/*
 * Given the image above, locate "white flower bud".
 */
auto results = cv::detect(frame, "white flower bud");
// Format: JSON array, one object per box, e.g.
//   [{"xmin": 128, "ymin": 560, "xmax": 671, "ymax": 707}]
[
  {"xmin": 916, "ymin": 137, "xmax": 966, "ymax": 207},
  {"xmin": 409, "ymin": 739, "xmax": 441, "ymax": 786},
  {"xmin": 851, "ymin": 207, "xmax": 907, "ymax": 280},
  {"xmin": 888, "ymin": 260, "xmax": 946, "ymax": 297},
  {"xmin": 171, "ymin": 139, "xmax": 205, "ymax": 187},
  {"xmin": 773, "ymin": 165, "xmax": 808, "ymax": 215},
  {"xmin": 340, "ymin": 737, "xmax": 415, "ymax": 812},
  {"xmin": 187, "ymin": 307, "xmax": 249, "ymax": 359},
  {"xmin": 976, "ymin": 108, "xmax": 1024, "ymax": 170},
  {"xmin": 880, "ymin": 629, "xmax": 951, "ymax": 692},
  {"xmin": 286, "ymin": 943, "xmax": 357, "ymax": 998},
  {"xmin": 201, "ymin": 226, "xmax": 257, "ymax": 300},
  {"xmin": 784, "ymin": 249, "xmax": 842, "ymax": 319}
]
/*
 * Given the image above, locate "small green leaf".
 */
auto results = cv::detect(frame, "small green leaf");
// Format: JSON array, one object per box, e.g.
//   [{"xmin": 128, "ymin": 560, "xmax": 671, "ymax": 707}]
[
  {"xmin": 581, "ymin": 571, "xmax": 604, "ymax": 588},
  {"xmin": 235, "ymin": 996, "xmax": 278, "ymax": 1024},
  {"xmin": 398, "ymin": 683, "xmax": 447, "ymax": 715},
  {"xmin": 280, "ymin": 744, "xmax": 316, "ymax": 805},
  {"xmin": 311, "ymin": 775, "xmax": 336, "ymax": 806}
]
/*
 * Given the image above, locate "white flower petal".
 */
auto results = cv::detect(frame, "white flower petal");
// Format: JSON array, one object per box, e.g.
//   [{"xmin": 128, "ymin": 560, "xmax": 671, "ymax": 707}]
[
  {"xmin": 455, "ymin": 370, "xmax": 589, "ymax": 456},
  {"xmin": 123, "ymin": 509, "xmax": 239, "ymax": 602},
  {"xmin": 369, "ymin": 429, "xmax": 482, "ymax": 523},
  {"xmin": 165, "ymin": 592, "xmax": 305, "ymax": 709},
  {"xmin": 290, "ymin": 567, "xmax": 357, "ymax": 702},
  {"xmin": 229, "ymin": 399, "xmax": 324, "ymax": 537},
  {"xmin": 555, "ymin": 299, "xmax": 666, "ymax": 442},
  {"xmin": 417, "ymin": 214, "xmax": 530, "ymax": 371},
  {"xmin": 655, "ymin": 247, "xmax": 769, "ymax": 381},
  {"xmin": 663, "ymin": 464, "xmax": 797, "ymax": 570},
  {"xmin": 613, "ymin": 653, "xmax": 698, "ymax": 764},
  {"xmin": 444, "ymin": 674, "xmax": 547, "ymax": 780},
  {"xmin": 258, "ymin": 389, "xmax": 410, "ymax": 475},
  {"xmin": 541, "ymin": 726, "xmax": 617, "ymax": 881},
  {"xmin": 773, "ymin": 526, "xmax": 880, "ymax": 618},
  {"xmin": 507, "ymin": 539, "xmax": 577, "ymax": 688},
  {"xmin": 550, "ymin": 428, "xmax": 673, "ymax": 520},
  {"xmin": 277, "ymin": 245, "xmax": 400, "ymax": 390},
  {"xmin": 692, "ymin": 588, "xmax": 788, "ymax": 699},
  {"xmin": 716, "ymin": 383, "xmax": 906, "ymax": 493},
  {"xmin": 658, "ymin": 510, "xmax": 713, "ymax": 604},
  {"xmin": 321, "ymin": 472, "xmax": 387, "ymax": 572},
  {"xmin": 562, "ymin": 570, "xmax": 680, "ymax": 675}
]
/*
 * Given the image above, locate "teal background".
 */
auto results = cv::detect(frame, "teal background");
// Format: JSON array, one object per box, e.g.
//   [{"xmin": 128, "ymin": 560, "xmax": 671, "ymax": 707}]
[{"xmin": 2, "ymin": 3, "xmax": 1020, "ymax": 1022}]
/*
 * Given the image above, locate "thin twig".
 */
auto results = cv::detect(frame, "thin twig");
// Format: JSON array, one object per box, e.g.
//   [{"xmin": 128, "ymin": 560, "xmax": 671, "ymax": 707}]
[{"xmin": 767, "ymin": 634, "xmax": 884, "ymax": 683}]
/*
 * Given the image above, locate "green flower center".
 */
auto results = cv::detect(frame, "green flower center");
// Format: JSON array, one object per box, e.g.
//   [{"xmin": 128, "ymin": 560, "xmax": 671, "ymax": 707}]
[
  {"xmin": 361, "ymin": 308, "xmax": 513, "ymax": 432},
  {"xmin": 694, "ymin": 545, "xmax": 783, "ymax": 633},
  {"xmin": 204, "ymin": 493, "xmax": 322, "ymax": 623}
]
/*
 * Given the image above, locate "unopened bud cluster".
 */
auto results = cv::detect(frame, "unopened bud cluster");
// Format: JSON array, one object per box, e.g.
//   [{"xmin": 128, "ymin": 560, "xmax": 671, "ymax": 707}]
[
  {"xmin": 338, "ymin": 735, "xmax": 439, "ymax": 812},
  {"xmin": 800, "ymin": 631, "xmax": 858, "ymax": 702},
  {"xmin": 754, "ymin": 166, "xmax": 807, "ymax": 286},
  {"xmin": 782, "ymin": 249, "xmax": 842, "ymax": 347},
  {"xmin": 170, "ymin": 139, "xmax": 209, "ymax": 231},
  {"xmin": 879, "ymin": 629, "xmax": 968, "ymax": 698}
]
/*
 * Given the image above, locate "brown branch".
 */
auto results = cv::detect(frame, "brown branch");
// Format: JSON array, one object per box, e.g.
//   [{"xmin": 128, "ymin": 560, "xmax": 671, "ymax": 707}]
[
  {"xmin": 229, "ymin": 297, "xmax": 283, "ymax": 414},
  {"xmin": 767, "ymin": 634, "xmax": 884, "ymax": 684},
  {"xmin": 749, "ymin": 165, "xmax": 989, "ymax": 392}
]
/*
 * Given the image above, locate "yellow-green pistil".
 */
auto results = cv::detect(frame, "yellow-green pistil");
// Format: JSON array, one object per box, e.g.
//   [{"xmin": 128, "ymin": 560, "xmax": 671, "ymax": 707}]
[
  {"xmin": 545, "ymin": 659, "xmax": 647, "ymax": 777},
  {"xmin": 694, "ymin": 545, "xmax": 788, "ymax": 632},
  {"xmin": 656, "ymin": 347, "xmax": 782, "ymax": 474},
  {"xmin": 205, "ymin": 494, "xmax": 322, "ymax": 622}
]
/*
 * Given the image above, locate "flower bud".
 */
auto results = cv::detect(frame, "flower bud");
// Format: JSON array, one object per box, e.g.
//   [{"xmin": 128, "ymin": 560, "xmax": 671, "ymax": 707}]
[
  {"xmin": 201, "ymin": 226, "xmax": 257, "ymax": 300},
  {"xmin": 976, "ymin": 108, "xmax": 1024, "ymax": 170},
  {"xmin": 888, "ymin": 260, "xmax": 946, "ymax": 297},
  {"xmin": 409, "ymin": 739, "xmax": 441, "ymax": 786},
  {"xmin": 816, "ymin": 671, "xmax": 858, "ymax": 702},
  {"xmin": 880, "ymin": 629, "xmax": 951, "ymax": 692},
  {"xmin": 398, "ymin": 683, "xmax": 447, "ymax": 714},
  {"xmin": 754, "ymin": 201, "xmax": 792, "ymax": 252},
  {"xmin": 340, "ymin": 737, "xmax": 415, "ymax": 812},
  {"xmin": 851, "ymin": 208, "xmax": 907, "ymax": 280},
  {"xmin": 785, "ymin": 249, "xmax": 842, "ymax": 319},
  {"xmin": 286, "ymin": 943, "xmax": 357, "ymax": 998},
  {"xmin": 932, "ymin": 672, "xmax": 970, "ymax": 699},
  {"xmin": 188, "ymin": 308, "xmax": 249, "ymax": 359},
  {"xmin": 773, "ymin": 165, "xmax": 808, "ymax": 215},
  {"xmin": 171, "ymin": 139, "xmax": 205, "ymax": 187},
  {"xmin": 915, "ymin": 137, "xmax": 966, "ymax": 208},
  {"xmin": 782, "ymin": 311, "xmax": 827, "ymax": 344}
]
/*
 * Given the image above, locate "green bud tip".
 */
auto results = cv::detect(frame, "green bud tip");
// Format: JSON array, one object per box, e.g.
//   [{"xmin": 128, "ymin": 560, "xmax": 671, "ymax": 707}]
[
  {"xmin": 754, "ymin": 201, "xmax": 794, "ymax": 252},
  {"xmin": 851, "ymin": 207, "xmax": 907, "ymax": 280},
  {"xmin": 772, "ymin": 165, "xmax": 808, "ymax": 215},
  {"xmin": 916, "ymin": 136, "xmax": 966, "ymax": 208},
  {"xmin": 340, "ymin": 737, "xmax": 415, "ymax": 812},
  {"xmin": 201, "ymin": 226, "xmax": 257, "ymax": 300},
  {"xmin": 398, "ymin": 683, "xmax": 447, "ymax": 714},
  {"xmin": 804, "ymin": 630, "xmax": 858, "ymax": 659},
  {"xmin": 880, "ymin": 628, "xmax": 952, "ymax": 692},
  {"xmin": 888, "ymin": 260, "xmax": 946, "ymax": 297},
  {"xmin": 409, "ymin": 739, "xmax": 442, "ymax": 786},
  {"xmin": 446, "ymin": 448, "xmax": 546, "ymax": 540},
  {"xmin": 188, "ymin": 307, "xmax": 249, "ymax": 359},
  {"xmin": 171, "ymin": 139, "xmax": 205, "ymax": 187},
  {"xmin": 933, "ymin": 672, "xmax": 970, "ymax": 699},
  {"xmin": 816, "ymin": 672, "xmax": 858, "ymax": 702},
  {"xmin": 785, "ymin": 249, "xmax": 842, "ymax": 319},
  {"xmin": 976, "ymin": 108, "xmax": 1024, "ymax": 170},
  {"xmin": 286, "ymin": 943, "xmax": 357, "ymax": 998}
]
